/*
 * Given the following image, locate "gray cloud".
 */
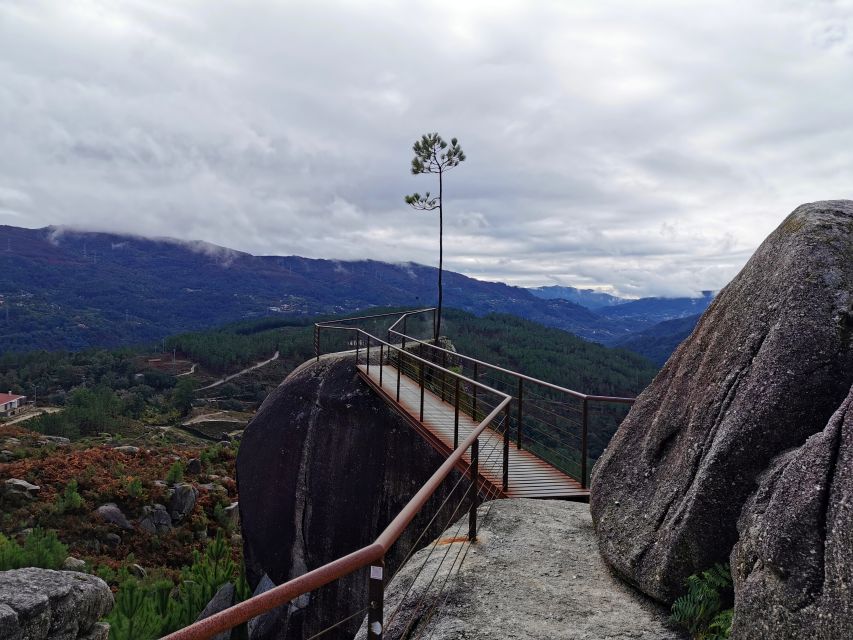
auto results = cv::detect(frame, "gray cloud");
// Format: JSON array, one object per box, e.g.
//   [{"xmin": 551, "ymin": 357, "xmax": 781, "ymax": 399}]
[{"xmin": 1, "ymin": 0, "xmax": 852, "ymax": 297}]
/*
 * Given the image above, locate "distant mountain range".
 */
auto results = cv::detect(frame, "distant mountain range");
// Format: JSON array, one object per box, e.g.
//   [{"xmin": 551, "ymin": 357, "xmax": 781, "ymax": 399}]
[{"xmin": 0, "ymin": 225, "xmax": 712, "ymax": 357}]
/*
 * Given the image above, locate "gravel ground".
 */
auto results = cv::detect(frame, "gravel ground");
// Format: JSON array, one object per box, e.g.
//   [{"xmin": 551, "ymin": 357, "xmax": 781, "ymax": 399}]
[{"xmin": 357, "ymin": 499, "xmax": 685, "ymax": 640}]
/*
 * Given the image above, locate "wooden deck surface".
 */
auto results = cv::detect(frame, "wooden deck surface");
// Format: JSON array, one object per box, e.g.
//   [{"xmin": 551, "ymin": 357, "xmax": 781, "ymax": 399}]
[{"xmin": 357, "ymin": 363, "xmax": 588, "ymax": 501}]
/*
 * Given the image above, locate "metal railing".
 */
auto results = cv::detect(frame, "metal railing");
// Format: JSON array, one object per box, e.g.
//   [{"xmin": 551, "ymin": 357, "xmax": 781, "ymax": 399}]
[
  {"xmin": 165, "ymin": 308, "xmax": 637, "ymax": 640},
  {"xmin": 386, "ymin": 309, "xmax": 635, "ymax": 487},
  {"xmin": 165, "ymin": 314, "xmax": 510, "ymax": 640}
]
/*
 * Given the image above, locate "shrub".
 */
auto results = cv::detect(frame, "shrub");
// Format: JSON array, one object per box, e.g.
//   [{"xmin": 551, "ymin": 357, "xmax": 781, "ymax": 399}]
[
  {"xmin": 56, "ymin": 480, "xmax": 84, "ymax": 514},
  {"xmin": 670, "ymin": 563, "xmax": 734, "ymax": 639},
  {"xmin": 126, "ymin": 477, "xmax": 144, "ymax": 499},
  {"xmin": 166, "ymin": 461, "xmax": 184, "ymax": 485},
  {"xmin": 108, "ymin": 531, "xmax": 241, "ymax": 638},
  {"xmin": 0, "ymin": 528, "xmax": 68, "ymax": 571}
]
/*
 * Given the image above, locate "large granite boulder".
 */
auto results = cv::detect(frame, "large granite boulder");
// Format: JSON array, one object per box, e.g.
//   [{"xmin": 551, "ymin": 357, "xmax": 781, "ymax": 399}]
[
  {"xmin": 591, "ymin": 200, "xmax": 853, "ymax": 602},
  {"xmin": 731, "ymin": 384, "xmax": 853, "ymax": 638},
  {"xmin": 0, "ymin": 567, "xmax": 113, "ymax": 640},
  {"xmin": 237, "ymin": 354, "xmax": 464, "ymax": 639}
]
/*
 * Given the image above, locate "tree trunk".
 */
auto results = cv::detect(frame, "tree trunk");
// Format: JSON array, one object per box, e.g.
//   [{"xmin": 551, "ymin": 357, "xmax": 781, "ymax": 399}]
[{"xmin": 436, "ymin": 170, "xmax": 443, "ymax": 342}]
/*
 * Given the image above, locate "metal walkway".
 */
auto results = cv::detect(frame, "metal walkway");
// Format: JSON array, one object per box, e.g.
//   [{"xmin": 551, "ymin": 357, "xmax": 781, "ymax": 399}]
[{"xmin": 358, "ymin": 363, "xmax": 588, "ymax": 500}]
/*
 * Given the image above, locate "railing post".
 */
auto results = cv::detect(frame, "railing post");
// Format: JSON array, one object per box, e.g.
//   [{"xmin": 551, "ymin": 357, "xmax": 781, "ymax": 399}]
[
  {"xmin": 472, "ymin": 362, "xmax": 478, "ymax": 420},
  {"xmin": 581, "ymin": 398, "xmax": 589, "ymax": 489},
  {"xmin": 419, "ymin": 360, "xmax": 425, "ymax": 422},
  {"xmin": 402, "ymin": 316, "xmax": 407, "ymax": 351},
  {"xmin": 469, "ymin": 437, "xmax": 479, "ymax": 542},
  {"xmin": 503, "ymin": 404, "xmax": 510, "ymax": 493},
  {"xmin": 396, "ymin": 349, "xmax": 402, "ymax": 402},
  {"xmin": 367, "ymin": 558, "xmax": 385, "ymax": 639},
  {"xmin": 454, "ymin": 377, "xmax": 460, "ymax": 449},
  {"xmin": 366, "ymin": 336, "xmax": 371, "ymax": 374},
  {"xmin": 379, "ymin": 345, "xmax": 383, "ymax": 387},
  {"xmin": 441, "ymin": 350, "xmax": 447, "ymax": 402},
  {"xmin": 314, "ymin": 325, "xmax": 320, "ymax": 362},
  {"xmin": 355, "ymin": 332, "xmax": 360, "ymax": 364},
  {"xmin": 516, "ymin": 378, "xmax": 524, "ymax": 450}
]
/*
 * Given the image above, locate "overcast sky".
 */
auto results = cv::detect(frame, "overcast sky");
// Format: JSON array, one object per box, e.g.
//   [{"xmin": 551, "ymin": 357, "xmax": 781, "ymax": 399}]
[{"xmin": 1, "ymin": 1, "xmax": 851, "ymax": 296}]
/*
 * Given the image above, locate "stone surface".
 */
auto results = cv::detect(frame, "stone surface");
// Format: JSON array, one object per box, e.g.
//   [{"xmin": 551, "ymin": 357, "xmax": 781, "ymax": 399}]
[
  {"xmin": 94, "ymin": 504, "xmax": 133, "ymax": 531},
  {"xmin": 0, "ymin": 450, "xmax": 14, "ymax": 462},
  {"xmin": 168, "ymin": 483, "xmax": 199, "ymax": 522},
  {"xmin": 3, "ymin": 479, "xmax": 40, "ymax": 502},
  {"xmin": 129, "ymin": 564, "xmax": 146, "ymax": 579},
  {"xmin": 731, "ymin": 384, "xmax": 853, "ymax": 639},
  {"xmin": 224, "ymin": 502, "xmax": 239, "ymax": 529},
  {"xmin": 247, "ymin": 575, "xmax": 289, "ymax": 640},
  {"xmin": 186, "ymin": 458, "xmax": 202, "ymax": 475},
  {"xmin": 112, "ymin": 445, "xmax": 139, "ymax": 455},
  {"xmin": 195, "ymin": 582, "xmax": 235, "ymax": 640},
  {"xmin": 0, "ymin": 567, "xmax": 113, "ymax": 640},
  {"xmin": 62, "ymin": 557, "xmax": 87, "ymax": 572},
  {"xmin": 237, "ymin": 353, "xmax": 465, "ymax": 639},
  {"xmin": 139, "ymin": 504, "xmax": 173, "ymax": 534},
  {"xmin": 591, "ymin": 200, "xmax": 853, "ymax": 602},
  {"xmin": 355, "ymin": 499, "xmax": 683, "ymax": 640}
]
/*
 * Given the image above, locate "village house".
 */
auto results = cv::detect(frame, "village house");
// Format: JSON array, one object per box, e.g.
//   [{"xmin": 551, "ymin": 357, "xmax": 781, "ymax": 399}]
[{"xmin": 0, "ymin": 392, "xmax": 27, "ymax": 417}]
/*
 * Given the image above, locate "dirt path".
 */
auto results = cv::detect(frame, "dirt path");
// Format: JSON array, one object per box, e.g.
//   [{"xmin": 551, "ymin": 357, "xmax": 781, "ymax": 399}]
[
  {"xmin": 177, "ymin": 363, "xmax": 197, "ymax": 377},
  {"xmin": 198, "ymin": 351, "xmax": 280, "ymax": 391},
  {"xmin": 4, "ymin": 407, "xmax": 62, "ymax": 426}
]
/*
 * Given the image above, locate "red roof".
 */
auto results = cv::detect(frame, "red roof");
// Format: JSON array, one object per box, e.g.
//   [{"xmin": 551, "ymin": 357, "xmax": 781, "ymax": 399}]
[{"xmin": 0, "ymin": 393, "xmax": 25, "ymax": 404}]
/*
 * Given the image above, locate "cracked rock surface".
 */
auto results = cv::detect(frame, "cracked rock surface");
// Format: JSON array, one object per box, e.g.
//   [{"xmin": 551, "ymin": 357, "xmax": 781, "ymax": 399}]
[
  {"xmin": 731, "ymin": 384, "xmax": 853, "ymax": 639},
  {"xmin": 591, "ymin": 200, "xmax": 853, "ymax": 603},
  {"xmin": 356, "ymin": 499, "xmax": 683, "ymax": 640},
  {"xmin": 0, "ymin": 567, "xmax": 112, "ymax": 640}
]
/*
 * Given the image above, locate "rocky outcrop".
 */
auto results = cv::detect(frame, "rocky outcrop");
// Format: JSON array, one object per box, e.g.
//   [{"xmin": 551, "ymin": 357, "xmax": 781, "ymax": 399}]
[
  {"xmin": 94, "ymin": 504, "xmax": 133, "ymax": 531},
  {"xmin": 138, "ymin": 504, "xmax": 173, "ymax": 535},
  {"xmin": 731, "ymin": 384, "xmax": 853, "ymax": 638},
  {"xmin": 356, "ymin": 499, "xmax": 683, "ymax": 640},
  {"xmin": 168, "ymin": 483, "xmax": 198, "ymax": 523},
  {"xmin": 0, "ymin": 567, "xmax": 113, "ymax": 640},
  {"xmin": 591, "ymin": 201, "xmax": 853, "ymax": 602},
  {"xmin": 3, "ymin": 479, "xmax": 40, "ymax": 504},
  {"xmin": 237, "ymin": 353, "xmax": 464, "ymax": 639}
]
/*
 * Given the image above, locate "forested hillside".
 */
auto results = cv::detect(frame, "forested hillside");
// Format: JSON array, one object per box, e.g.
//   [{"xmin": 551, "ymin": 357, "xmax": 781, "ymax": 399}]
[{"xmin": 0, "ymin": 225, "xmax": 631, "ymax": 352}]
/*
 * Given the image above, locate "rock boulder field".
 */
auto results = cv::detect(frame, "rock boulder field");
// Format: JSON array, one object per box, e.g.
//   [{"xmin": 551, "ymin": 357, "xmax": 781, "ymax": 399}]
[
  {"xmin": 237, "ymin": 353, "xmax": 465, "ymax": 639},
  {"xmin": 590, "ymin": 200, "xmax": 853, "ymax": 603},
  {"xmin": 731, "ymin": 384, "xmax": 853, "ymax": 638}
]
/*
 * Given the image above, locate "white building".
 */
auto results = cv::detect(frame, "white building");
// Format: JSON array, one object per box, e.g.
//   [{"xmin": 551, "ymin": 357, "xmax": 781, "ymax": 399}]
[{"xmin": 0, "ymin": 392, "xmax": 26, "ymax": 417}]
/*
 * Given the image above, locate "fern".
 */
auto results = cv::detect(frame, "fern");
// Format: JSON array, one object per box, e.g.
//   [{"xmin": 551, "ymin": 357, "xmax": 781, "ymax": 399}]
[{"xmin": 671, "ymin": 563, "xmax": 733, "ymax": 639}]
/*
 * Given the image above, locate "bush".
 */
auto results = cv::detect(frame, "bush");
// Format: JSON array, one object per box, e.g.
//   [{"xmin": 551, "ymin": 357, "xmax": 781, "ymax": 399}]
[
  {"xmin": 56, "ymin": 480, "xmax": 84, "ymax": 514},
  {"xmin": 126, "ymin": 477, "xmax": 144, "ymax": 499},
  {"xmin": 670, "ymin": 563, "xmax": 734, "ymax": 639},
  {"xmin": 166, "ymin": 461, "xmax": 184, "ymax": 485},
  {"xmin": 0, "ymin": 528, "xmax": 68, "ymax": 571},
  {"xmin": 107, "ymin": 531, "xmax": 241, "ymax": 639}
]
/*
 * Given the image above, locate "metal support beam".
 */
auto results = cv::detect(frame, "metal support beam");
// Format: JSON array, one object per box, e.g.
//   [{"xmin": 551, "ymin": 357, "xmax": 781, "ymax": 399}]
[
  {"xmin": 367, "ymin": 558, "xmax": 385, "ymax": 639},
  {"xmin": 469, "ymin": 437, "xmax": 479, "ymax": 541}
]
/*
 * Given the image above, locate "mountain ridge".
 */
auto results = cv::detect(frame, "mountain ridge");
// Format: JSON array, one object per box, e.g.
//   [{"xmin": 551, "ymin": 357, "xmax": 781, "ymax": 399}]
[{"xmin": 0, "ymin": 224, "xmax": 707, "ymax": 355}]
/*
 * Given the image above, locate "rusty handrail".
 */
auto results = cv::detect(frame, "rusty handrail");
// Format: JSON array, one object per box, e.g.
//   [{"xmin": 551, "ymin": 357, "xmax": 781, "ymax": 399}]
[
  {"xmin": 389, "ymin": 317, "xmax": 634, "ymax": 404},
  {"xmin": 164, "ymin": 324, "xmax": 511, "ymax": 640}
]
